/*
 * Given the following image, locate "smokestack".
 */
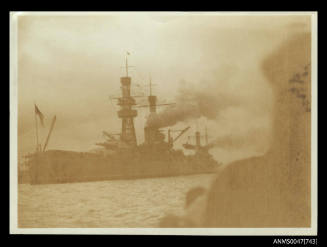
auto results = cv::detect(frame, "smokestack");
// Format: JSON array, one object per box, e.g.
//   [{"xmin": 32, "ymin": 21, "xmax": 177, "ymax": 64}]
[
  {"xmin": 168, "ymin": 129, "xmax": 171, "ymax": 143},
  {"xmin": 167, "ymin": 129, "xmax": 174, "ymax": 147},
  {"xmin": 195, "ymin": 131, "xmax": 201, "ymax": 149},
  {"xmin": 148, "ymin": 95, "xmax": 157, "ymax": 114},
  {"xmin": 205, "ymin": 127, "xmax": 208, "ymax": 145}
]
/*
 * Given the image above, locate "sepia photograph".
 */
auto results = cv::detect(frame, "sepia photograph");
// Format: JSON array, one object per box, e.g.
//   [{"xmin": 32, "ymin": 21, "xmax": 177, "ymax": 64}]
[{"xmin": 10, "ymin": 11, "xmax": 317, "ymax": 235}]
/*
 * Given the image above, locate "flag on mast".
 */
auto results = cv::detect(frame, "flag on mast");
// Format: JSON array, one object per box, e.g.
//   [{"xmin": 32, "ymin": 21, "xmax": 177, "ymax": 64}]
[{"xmin": 34, "ymin": 104, "xmax": 45, "ymax": 127}]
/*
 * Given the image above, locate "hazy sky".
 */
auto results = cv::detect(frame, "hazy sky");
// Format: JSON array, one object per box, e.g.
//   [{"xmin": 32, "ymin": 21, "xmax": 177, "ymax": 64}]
[{"xmin": 16, "ymin": 13, "xmax": 311, "ymax": 163}]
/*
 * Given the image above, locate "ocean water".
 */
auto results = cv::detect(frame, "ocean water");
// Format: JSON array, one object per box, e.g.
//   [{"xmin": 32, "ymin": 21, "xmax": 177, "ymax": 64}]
[{"xmin": 18, "ymin": 174, "xmax": 215, "ymax": 228}]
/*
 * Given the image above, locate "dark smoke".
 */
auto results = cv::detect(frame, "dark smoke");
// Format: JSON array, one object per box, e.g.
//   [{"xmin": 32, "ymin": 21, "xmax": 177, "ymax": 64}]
[
  {"xmin": 146, "ymin": 78, "xmax": 240, "ymax": 128},
  {"xmin": 146, "ymin": 103, "xmax": 201, "ymax": 129}
]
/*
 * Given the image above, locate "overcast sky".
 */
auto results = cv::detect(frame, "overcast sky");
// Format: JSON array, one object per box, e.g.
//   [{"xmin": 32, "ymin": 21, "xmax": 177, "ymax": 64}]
[{"xmin": 16, "ymin": 13, "xmax": 311, "ymax": 163}]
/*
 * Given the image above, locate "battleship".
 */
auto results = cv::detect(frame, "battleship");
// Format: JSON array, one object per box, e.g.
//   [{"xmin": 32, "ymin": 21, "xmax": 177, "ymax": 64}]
[{"xmin": 21, "ymin": 57, "xmax": 221, "ymax": 185}]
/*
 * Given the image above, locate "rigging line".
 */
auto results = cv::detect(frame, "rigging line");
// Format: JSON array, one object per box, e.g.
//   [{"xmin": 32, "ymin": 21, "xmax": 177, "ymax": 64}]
[
  {"xmin": 126, "ymin": 68, "xmax": 146, "ymax": 96},
  {"xmin": 134, "ymin": 67, "xmax": 146, "ymax": 81},
  {"xmin": 134, "ymin": 68, "xmax": 147, "ymax": 87}
]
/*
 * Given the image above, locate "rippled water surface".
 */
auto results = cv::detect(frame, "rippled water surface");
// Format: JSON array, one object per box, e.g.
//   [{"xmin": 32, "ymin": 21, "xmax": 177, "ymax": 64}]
[{"xmin": 18, "ymin": 174, "xmax": 215, "ymax": 228}]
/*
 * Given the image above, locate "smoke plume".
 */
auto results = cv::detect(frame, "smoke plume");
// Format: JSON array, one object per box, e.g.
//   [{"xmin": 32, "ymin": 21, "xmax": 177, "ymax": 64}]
[
  {"xmin": 206, "ymin": 127, "xmax": 271, "ymax": 151},
  {"xmin": 146, "ymin": 75, "xmax": 240, "ymax": 129}
]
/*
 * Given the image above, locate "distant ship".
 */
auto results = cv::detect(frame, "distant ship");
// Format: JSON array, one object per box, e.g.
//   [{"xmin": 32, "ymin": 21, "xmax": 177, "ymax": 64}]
[{"xmin": 22, "ymin": 57, "xmax": 221, "ymax": 185}]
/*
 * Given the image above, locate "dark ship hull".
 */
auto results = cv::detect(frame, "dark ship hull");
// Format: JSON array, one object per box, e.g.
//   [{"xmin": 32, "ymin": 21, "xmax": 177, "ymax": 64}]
[{"xmin": 25, "ymin": 148, "xmax": 219, "ymax": 185}]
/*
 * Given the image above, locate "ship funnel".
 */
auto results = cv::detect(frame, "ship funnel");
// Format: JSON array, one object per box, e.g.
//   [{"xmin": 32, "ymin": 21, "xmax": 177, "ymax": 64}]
[{"xmin": 195, "ymin": 131, "xmax": 201, "ymax": 149}]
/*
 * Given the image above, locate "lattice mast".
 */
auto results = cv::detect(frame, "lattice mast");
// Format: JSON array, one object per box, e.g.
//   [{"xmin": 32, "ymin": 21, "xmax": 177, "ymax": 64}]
[{"xmin": 117, "ymin": 54, "xmax": 137, "ymax": 146}]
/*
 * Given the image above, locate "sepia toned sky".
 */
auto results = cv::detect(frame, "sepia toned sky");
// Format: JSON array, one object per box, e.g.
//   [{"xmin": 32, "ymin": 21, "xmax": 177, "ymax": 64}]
[{"xmin": 16, "ymin": 13, "xmax": 311, "ymax": 163}]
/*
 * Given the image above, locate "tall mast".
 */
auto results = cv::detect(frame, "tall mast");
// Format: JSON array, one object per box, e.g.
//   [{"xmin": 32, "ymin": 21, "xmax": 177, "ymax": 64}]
[
  {"xmin": 125, "ymin": 56, "xmax": 128, "ymax": 77},
  {"xmin": 149, "ymin": 75, "xmax": 152, "ymax": 96},
  {"xmin": 148, "ymin": 76, "xmax": 157, "ymax": 114},
  {"xmin": 117, "ymin": 52, "xmax": 137, "ymax": 147},
  {"xmin": 122, "ymin": 52, "xmax": 133, "ymax": 77},
  {"xmin": 34, "ymin": 107, "xmax": 39, "ymax": 152},
  {"xmin": 205, "ymin": 126, "xmax": 208, "ymax": 145}
]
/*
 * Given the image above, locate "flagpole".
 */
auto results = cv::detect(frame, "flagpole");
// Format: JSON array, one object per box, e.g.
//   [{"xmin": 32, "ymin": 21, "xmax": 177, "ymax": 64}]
[{"xmin": 34, "ymin": 105, "xmax": 39, "ymax": 152}]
